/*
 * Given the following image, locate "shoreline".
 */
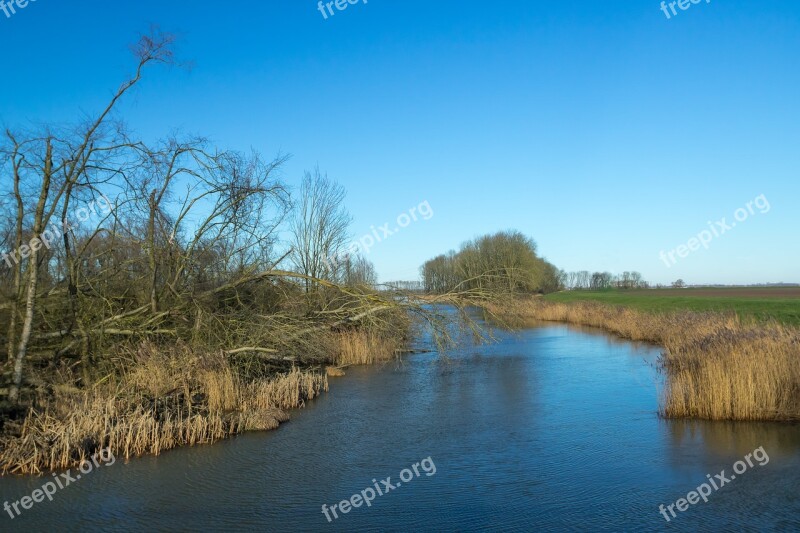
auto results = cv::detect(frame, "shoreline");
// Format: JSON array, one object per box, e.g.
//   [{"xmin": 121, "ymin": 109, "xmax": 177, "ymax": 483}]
[
  {"xmin": 0, "ymin": 329, "xmax": 404, "ymax": 476},
  {"xmin": 5, "ymin": 295, "xmax": 798, "ymax": 477},
  {"xmin": 484, "ymin": 297, "xmax": 800, "ymax": 423}
]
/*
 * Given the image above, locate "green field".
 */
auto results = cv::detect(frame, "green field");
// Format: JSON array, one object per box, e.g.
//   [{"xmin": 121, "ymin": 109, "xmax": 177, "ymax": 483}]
[{"xmin": 544, "ymin": 287, "xmax": 800, "ymax": 326}]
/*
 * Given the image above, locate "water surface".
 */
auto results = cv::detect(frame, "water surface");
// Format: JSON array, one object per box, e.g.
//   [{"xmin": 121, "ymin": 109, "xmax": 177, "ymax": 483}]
[{"xmin": 2, "ymin": 321, "xmax": 799, "ymax": 531}]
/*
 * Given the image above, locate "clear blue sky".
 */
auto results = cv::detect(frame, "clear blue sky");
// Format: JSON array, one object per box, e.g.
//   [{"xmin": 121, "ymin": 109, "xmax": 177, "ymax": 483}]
[{"xmin": 1, "ymin": 0, "xmax": 798, "ymax": 285}]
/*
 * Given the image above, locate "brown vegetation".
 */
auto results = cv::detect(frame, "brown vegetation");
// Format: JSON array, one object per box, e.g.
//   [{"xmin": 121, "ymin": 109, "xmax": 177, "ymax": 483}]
[
  {"xmin": 0, "ymin": 343, "xmax": 331, "ymax": 475},
  {"xmin": 0, "ymin": 292, "xmax": 421, "ymax": 475},
  {"xmin": 335, "ymin": 330, "xmax": 401, "ymax": 366},
  {"xmin": 487, "ymin": 298, "xmax": 800, "ymax": 422}
]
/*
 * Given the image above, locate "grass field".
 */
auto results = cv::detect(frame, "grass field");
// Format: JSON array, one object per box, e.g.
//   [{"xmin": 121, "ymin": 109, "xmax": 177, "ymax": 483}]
[{"xmin": 544, "ymin": 287, "xmax": 800, "ymax": 326}]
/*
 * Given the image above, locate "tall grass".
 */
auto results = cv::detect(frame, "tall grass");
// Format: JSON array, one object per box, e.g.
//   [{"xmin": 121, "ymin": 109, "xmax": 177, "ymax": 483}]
[
  {"xmin": 0, "ymin": 344, "xmax": 328, "ymax": 475},
  {"xmin": 335, "ymin": 330, "xmax": 401, "ymax": 366},
  {"xmin": 488, "ymin": 298, "xmax": 800, "ymax": 422},
  {"xmin": 1, "ymin": 320, "xmax": 410, "ymax": 475}
]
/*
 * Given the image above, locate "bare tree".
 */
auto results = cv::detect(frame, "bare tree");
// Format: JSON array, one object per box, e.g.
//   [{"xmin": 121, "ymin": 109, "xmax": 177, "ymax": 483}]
[
  {"xmin": 343, "ymin": 255, "xmax": 377, "ymax": 288},
  {"xmin": 4, "ymin": 30, "xmax": 176, "ymax": 402},
  {"xmin": 289, "ymin": 168, "xmax": 351, "ymax": 292}
]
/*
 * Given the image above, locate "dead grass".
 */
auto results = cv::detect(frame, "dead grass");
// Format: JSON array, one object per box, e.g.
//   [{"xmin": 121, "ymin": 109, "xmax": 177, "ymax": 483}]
[
  {"xmin": 0, "ymin": 326, "xmax": 406, "ymax": 475},
  {"xmin": 0, "ymin": 344, "xmax": 328, "ymax": 475},
  {"xmin": 487, "ymin": 298, "xmax": 800, "ymax": 422},
  {"xmin": 335, "ymin": 330, "xmax": 400, "ymax": 366}
]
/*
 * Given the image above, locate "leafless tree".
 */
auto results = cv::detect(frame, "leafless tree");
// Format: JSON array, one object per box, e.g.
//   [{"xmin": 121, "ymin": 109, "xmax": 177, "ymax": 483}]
[
  {"xmin": 343, "ymin": 255, "xmax": 377, "ymax": 288},
  {"xmin": 289, "ymin": 168, "xmax": 351, "ymax": 292},
  {"xmin": 2, "ymin": 30, "xmax": 176, "ymax": 402}
]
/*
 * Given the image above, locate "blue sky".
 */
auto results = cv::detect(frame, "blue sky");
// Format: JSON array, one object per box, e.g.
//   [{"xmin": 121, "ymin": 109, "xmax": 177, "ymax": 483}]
[{"xmin": 1, "ymin": 0, "xmax": 798, "ymax": 285}]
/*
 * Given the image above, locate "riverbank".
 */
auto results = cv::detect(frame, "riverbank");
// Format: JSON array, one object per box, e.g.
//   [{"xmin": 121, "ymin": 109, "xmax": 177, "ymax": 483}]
[
  {"xmin": 0, "ymin": 329, "xmax": 403, "ymax": 475},
  {"xmin": 4, "ymin": 319, "xmax": 799, "ymax": 531},
  {"xmin": 486, "ymin": 297, "xmax": 800, "ymax": 422}
]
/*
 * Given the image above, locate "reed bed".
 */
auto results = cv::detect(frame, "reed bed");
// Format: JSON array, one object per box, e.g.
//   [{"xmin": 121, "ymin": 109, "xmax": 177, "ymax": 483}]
[
  {"xmin": 487, "ymin": 298, "xmax": 800, "ymax": 422},
  {"xmin": 0, "ymin": 344, "xmax": 328, "ymax": 475},
  {"xmin": 335, "ymin": 330, "xmax": 401, "ymax": 366},
  {"xmin": 0, "ymin": 323, "xmax": 408, "ymax": 475}
]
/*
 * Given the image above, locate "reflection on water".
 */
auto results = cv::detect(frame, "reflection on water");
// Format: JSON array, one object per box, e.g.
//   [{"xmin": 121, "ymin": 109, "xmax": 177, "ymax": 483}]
[
  {"xmin": 665, "ymin": 418, "xmax": 800, "ymax": 464},
  {"xmin": 0, "ymin": 318, "xmax": 798, "ymax": 532}
]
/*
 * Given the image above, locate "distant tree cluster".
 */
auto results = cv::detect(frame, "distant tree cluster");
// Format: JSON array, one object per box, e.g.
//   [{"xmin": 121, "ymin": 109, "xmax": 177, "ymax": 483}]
[
  {"xmin": 559, "ymin": 270, "xmax": 649, "ymax": 290},
  {"xmin": 421, "ymin": 231, "xmax": 561, "ymax": 294},
  {"xmin": 383, "ymin": 280, "xmax": 424, "ymax": 292}
]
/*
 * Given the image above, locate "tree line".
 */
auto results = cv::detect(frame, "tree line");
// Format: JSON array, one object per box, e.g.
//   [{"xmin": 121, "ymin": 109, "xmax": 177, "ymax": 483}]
[
  {"xmin": 420, "ymin": 232, "xmax": 652, "ymax": 295},
  {"xmin": 558, "ymin": 270, "xmax": 649, "ymax": 290}
]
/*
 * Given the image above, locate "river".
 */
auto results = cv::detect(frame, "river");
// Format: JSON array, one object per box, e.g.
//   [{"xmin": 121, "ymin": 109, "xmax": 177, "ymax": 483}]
[{"xmin": 1, "ymin": 317, "xmax": 799, "ymax": 531}]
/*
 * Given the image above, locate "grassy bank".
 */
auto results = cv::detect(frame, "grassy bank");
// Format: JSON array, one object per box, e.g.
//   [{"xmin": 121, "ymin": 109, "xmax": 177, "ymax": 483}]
[
  {"xmin": 544, "ymin": 287, "xmax": 800, "ymax": 325},
  {"xmin": 487, "ymin": 297, "xmax": 800, "ymax": 422},
  {"xmin": 0, "ymin": 327, "xmax": 403, "ymax": 475}
]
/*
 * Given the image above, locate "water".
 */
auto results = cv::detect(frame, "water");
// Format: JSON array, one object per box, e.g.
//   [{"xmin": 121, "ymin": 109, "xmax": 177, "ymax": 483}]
[{"xmin": 2, "ymin": 320, "xmax": 799, "ymax": 531}]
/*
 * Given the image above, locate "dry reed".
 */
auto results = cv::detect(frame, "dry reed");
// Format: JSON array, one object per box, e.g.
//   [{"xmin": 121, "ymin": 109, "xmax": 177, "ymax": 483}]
[
  {"xmin": 335, "ymin": 330, "xmax": 400, "ymax": 366},
  {"xmin": 0, "ymin": 345, "xmax": 328, "ymax": 475},
  {"xmin": 1, "ymin": 326, "xmax": 404, "ymax": 475}
]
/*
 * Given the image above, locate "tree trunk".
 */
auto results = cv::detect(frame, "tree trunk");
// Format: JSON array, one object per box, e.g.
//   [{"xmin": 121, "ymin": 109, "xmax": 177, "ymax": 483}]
[
  {"xmin": 6, "ymin": 146, "xmax": 24, "ymax": 362},
  {"xmin": 148, "ymin": 189, "xmax": 159, "ymax": 314},
  {"xmin": 9, "ymin": 139, "xmax": 53, "ymax": 403}
]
